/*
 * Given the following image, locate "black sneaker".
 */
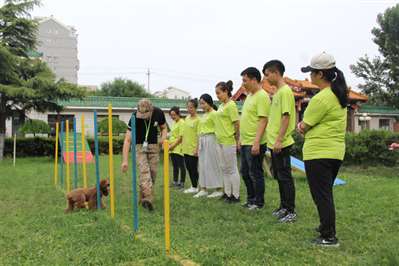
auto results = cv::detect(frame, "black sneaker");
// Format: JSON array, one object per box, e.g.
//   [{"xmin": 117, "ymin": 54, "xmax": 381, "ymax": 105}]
[
  {"xmin": 228, "ymin": 196, "xmax": 240, "ymax": 204},
  {"xmin": 272, "ymin": 207, "xmax": 287, "ymax": 217},
  {"xmin": 311, "ymin": 236, "xmax": 340, "ymax": 247},
  {"xmin": 279, "ymin": 212, "xmax": 297, "ymax": 223},
  {"xmin": 142, "ymin": 201, "xmax": 154, "ymax": 212},
  {"xmin": 219, "ymin": 193, "xmax": 229, "ymax": 201}
]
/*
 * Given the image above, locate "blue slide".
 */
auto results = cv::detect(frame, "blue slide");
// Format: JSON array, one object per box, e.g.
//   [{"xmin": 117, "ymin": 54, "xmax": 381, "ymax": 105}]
[{"xmin": 290, "ymin": 156, "xmax": 346, "ymax": 186}]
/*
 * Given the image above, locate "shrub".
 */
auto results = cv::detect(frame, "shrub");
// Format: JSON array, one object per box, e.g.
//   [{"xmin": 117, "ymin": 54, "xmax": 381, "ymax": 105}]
[
  {"xmin": 19, "ymin": 119, "xmax": 50, "ymax": 136},
  {"xmin": 98, "ymin": 118, "xmax": 127, "ymax": 136}
]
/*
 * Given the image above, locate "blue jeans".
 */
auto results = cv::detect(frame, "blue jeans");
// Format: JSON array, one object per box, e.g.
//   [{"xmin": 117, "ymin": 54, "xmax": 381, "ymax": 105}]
[{"xmin": 240, "ymin": 144, "xmax": 267, "ymax": 207}]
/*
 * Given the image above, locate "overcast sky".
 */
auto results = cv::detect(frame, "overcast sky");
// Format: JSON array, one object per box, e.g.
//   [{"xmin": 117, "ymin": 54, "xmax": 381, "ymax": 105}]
[{"xmin": 17, "ymin": 0, "xmax": 399, "ymax": 97}]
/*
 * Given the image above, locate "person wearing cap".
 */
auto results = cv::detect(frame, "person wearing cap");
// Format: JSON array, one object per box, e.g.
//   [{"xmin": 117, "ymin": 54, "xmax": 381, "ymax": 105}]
[
  {"xmin": 194, "ymin": 94, "xmax": 224, "ymax": 199},
  {"xmin": 121, "ymin": 99, "xmax": 167, "ymax": 211},
  {"xmin": 298, "ymin": 52, "xmax": 348, "ymax": 247},
  {"xmin": 240, "ymin": 67, "xmax": 271, "ymax": 211},
  {"xmin": 263, "ymin": 60, "xmax": 297, "ymax": 223}
]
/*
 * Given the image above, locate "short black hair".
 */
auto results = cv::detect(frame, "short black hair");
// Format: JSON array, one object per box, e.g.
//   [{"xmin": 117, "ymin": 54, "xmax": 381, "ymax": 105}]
[
  {"xmin": 263, "ymin": 60, "xmax": 285, "ymax": 76},
  {"xmin": 187, "ymin": 98, "xmax": 198, "ymax": 109},
  {"xmin": 241, "ymin": 67, "xmax": 261, "ymax": 83},
  {"xmin": 169, "ymin": 106, "xmax": 180, "ymax": 116}
]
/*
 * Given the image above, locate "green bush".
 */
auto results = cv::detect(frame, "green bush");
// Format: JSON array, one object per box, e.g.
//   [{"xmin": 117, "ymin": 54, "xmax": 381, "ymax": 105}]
[
  {"xmin": 98, "ymin": 118, "xmax": 127, "ymax": 136},
  {"xmin": 19, "ymin": 119, "xmax": 50, "ymax": 136}
]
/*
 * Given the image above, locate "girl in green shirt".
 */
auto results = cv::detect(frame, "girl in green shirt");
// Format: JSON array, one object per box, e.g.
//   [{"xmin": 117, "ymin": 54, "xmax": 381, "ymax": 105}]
[{"xmin": 298, "ymin": 52, "xmax": 348, "ymax": 247}]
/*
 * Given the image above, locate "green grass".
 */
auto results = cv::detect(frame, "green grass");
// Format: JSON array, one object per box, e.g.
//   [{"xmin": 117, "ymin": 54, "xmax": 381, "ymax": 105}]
[{"xmin": 1, "ymin": 156, "xmax": 398, "ymax": 265}]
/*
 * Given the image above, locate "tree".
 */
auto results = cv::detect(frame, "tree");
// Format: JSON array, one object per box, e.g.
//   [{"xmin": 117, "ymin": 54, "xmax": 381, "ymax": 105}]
[
  {"xmin": 351, "ymin": 4, "xmax": 399, "ymax": 108},
  {"xmin": 0, "ymin": 0, "xmax": 85, "ymax": 160},
  {"xmin": 19, "ymin": 119, "xmax": 50, "ymax": 136},
  {"xmin": 95, "ymin": 78, "xmax": 153, "ymax": 98}
]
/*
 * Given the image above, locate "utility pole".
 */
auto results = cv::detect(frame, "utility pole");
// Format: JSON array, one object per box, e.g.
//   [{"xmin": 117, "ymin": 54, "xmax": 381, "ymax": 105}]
[{"xmin": 146, "ymin": 68, "xmax": 151, "ymax": 93}]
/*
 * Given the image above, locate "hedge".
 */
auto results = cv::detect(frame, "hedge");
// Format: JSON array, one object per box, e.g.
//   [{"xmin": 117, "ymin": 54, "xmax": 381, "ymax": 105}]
[{"xmin": 3, "ymin": 130, "xmax": 399, "ymax": 166}]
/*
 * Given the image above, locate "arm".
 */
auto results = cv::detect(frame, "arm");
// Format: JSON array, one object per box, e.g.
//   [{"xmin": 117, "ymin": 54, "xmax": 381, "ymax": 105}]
[
  {"xmin": 169, "ymin": 136, "xmax": 182, "ymax": 150},
  {"xmin": 234, "ymin": 120, "xmax": 240, "ymax": 149},
  {"xmin": 121, "ymin": 130, "xmax": 131, "ymax": 173},
  {"xmin": 160, "ymin": 124, "xmax": 168, "ymax": 144},
  {"xmin": 251, "ymin": 117, "xmax": 268, "ymax": 155},
  {"xmin": 273, "ymin": 114, "xmax": 290, "ymax": 153}
]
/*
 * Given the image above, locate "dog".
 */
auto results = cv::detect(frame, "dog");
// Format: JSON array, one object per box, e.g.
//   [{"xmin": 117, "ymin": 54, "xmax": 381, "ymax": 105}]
[{"xmin": 65, "ymin": 179, "xmax": 110, "ymax": 213}]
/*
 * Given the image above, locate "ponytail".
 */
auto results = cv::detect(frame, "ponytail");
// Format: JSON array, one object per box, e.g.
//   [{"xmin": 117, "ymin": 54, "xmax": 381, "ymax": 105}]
[
  {"xmin": 216, "ymin": 80, "xmax": 234, "ymax": 98},
  {"xmin": 317, "ymin": 67, "xmax": 348, "ymax": 108}
]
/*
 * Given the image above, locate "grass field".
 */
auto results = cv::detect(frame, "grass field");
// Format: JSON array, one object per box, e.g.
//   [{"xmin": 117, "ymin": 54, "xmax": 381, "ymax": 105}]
[{"xmin": 1, "ymin": 156, "xmax": 399, "ymax": 266}]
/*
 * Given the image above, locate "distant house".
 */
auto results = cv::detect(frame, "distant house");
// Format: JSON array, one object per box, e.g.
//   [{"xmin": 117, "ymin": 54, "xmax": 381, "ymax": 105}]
[
  {"xmin": 35, "ymin": 16, "xmax": 79, "ymax": 84},
  {"xmin": 354, "ymin": 104, "xmax": 399, "ymax": 133},
  {"xmin": 154, "ymin": 87, "xmax": 191, "ymax": 100}
]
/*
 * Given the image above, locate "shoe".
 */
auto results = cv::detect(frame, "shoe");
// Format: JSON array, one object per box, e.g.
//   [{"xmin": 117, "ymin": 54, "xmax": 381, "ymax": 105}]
[
  {"xmin": 272, "ymin": 207, "xmax": 286, "ymax": 217},
  {"xmin": 279, "ymin": 212, "xmax": 297, "ymax": 223},
  {"xmin": 142, "ymin": 201, "xmax": 154, "ymax": 212},
  {"xmin": 207, "ymin": 191, "xmax": 224, "ymax": 198},
  {"xmin": 219, "ymin": 193, "xmax": 230, "ymax": 201},
  {"xmin": 276, "ymin": 208, "xmax": 289, "ymax": 220},
  {"xmin": 184, "ymin": 187, "xmax": 198, "ymax": 194},
  {"xmin": 242, "ymin": 202, "xmax": 252, "ymax": 208},
  {"xmin": 311, "ymin": 236, "xmax": 340, "ymax": 247},
  {"xmin": 228, "ymin": 196, "xmax": 240, "ymax": 204},
  {"xmin": 193, "ymin": 190, "xmax": 208, "ymax": 198},
  {"xmin": 248, "ymin": 204, "xmax": 262, "ymax": 211}
]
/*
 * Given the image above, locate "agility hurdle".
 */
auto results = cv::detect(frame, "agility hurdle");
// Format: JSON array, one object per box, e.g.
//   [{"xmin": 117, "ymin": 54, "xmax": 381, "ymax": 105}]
[
  {"xmin": 93, "ymin": 111, "xmax": 101, "ymax": 209},
  {"xmin": 54, "ymin": 122, "xmax": 59, "ymax": 187},
  {"xmin": 81, "ymin": 114, "xmax": 88, "ymax": 188},
  {"xmin": 163, "ymin": 140, "xmax": 171, "ymax": 255},
  {"xmin": 65, "ymin": 120, "xmax": 71, "ymax": 193},
  {"xmin": 108, "ymin": 104, "xmax": 116, "ymax": 219},
  {"xmin": 60, "ymin": 121, "xmax": 64, "ymax": 189},
  {"xmin": 130, "ymin": 114, "xmax": 139, "ymax": 233}
]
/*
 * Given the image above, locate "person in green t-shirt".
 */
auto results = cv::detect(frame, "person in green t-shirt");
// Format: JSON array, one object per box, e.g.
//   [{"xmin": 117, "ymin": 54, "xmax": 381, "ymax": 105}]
[
  {"xmin": 214, "ymin": 80, "xmax": 241, "ymax": 203},
  {"xmin": 298, "ymin": 52, "xmax": 349, "ymax": 247},
  {"xmin": 263, "ymin": 60, "xmax": 297, "ymax": 223},
  {"xmin": 239, "ymin": 67, "xmax": 271, "ymax": 210},
  {"xmin": 180, "ymin": 99, "xmax": 200, "ymax": 194},
  {"xmin": 168, "ymin": 106, "xmax": 186, "ymax": 189}
]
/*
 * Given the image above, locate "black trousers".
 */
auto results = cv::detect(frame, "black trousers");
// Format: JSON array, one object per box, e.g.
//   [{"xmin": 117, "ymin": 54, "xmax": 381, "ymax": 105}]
[
  {"xmin": 270, "ymin": 146, "xmax": 296, "ymax": 212},
  {"xmin": 240, "ymin": 144, "xmax": 267, "ymax": 207},
  {"xmin": 171, "ymin": 153, "xmax": 186, "ymax": 184},
  {"xmin": 305, "ymin": 159, "xmax": 342, "ymax": 238},
  {"xmin": 184, "ymin": 154, "xmax": 199, "ymax": 188}
]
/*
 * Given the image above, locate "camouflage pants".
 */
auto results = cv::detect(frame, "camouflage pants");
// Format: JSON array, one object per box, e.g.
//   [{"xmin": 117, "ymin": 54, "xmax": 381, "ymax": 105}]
[{"xmin": 136, "ymin": 144, "xmax": 160, "ymax": 204}]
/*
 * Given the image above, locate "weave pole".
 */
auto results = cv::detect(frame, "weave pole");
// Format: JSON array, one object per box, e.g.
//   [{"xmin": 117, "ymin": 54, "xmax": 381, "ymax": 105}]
[
  {"xmin": 94, "ymin": 111, "xmax": 101, "ymax": 209},
  {"xmin": 163, "ymin": 140, "xmax": 171, "ymax": 255},
  {"xmin": 60, "ymin": 121, "xmax": 64, "ymax": 188},
  {"xmin": 54, "ymin": 122, "xmax": 59, "ymax": 186},
  {"xmin": 65, "ymin": 120, "xmax": 71, "ymax": 193},
  {"xmin": 13, "ymin": 133, "xmax": 16, "ymax": 167},
  {"xmin": 108, "ymin": 103, "xmax": 115, "ymax": 218},
  {"xmin": 81, "ymin": 114, "xmax": 88, "ymax": 188},
  {"xmin": 130, "ymin": 114, "xmax": 138, "ymax": 233},
  {"xmin": 73, "ymin": 117, "xmax": 78, "ymax": 189}
]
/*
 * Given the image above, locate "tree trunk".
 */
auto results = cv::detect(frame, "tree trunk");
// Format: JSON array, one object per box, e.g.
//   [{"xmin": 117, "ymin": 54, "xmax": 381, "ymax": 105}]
[{"xmin": 0, "ymin": 96, "xmax": 6, "ymax": 161}]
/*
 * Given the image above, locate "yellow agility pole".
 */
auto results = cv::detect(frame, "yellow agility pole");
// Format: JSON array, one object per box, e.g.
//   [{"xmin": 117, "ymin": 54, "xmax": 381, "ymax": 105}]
[
  {"xmin": 54, "ymin": 122, "xmax": 59, "ymax": 186},
  {"xmin": 81, "ymin": 114, "xmax": 88, "ymax": 189},
  {"xmin": 66, "ymin": 120, "xmax": 71, "ymax": 193},
  {"xmin": 108, "ymin": 103, "xmax": 115, "ymax": 218},
  {"xmin": 163, "ymin": 140, "xmax": 171, "ymax": 255}
]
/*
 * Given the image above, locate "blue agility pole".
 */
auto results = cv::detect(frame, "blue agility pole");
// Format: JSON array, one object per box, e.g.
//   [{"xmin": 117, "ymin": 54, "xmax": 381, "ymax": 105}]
[
  {"xmin": 73, "ymin": 117, "xmax": 78, "ymax": 189},
  {"xmin": 94, "ymin": 111, "xmax": 101, "ymax": 209},
  {"xmin": 60, "ymin": 121, "xmax": 64, "ymax": 189},
  {"xmin": 130, "ymin": 114, "xmax": 138, "ymax": 233}
]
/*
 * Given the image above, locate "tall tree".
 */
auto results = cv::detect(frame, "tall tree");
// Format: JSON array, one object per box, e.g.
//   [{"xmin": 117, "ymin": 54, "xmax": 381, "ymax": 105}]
[
  {"xmin": 0, "ymin": 0, "xmax": 85, "ymax": 160},
  {"xmin": 95, "ymin": 78, "xmax": 153, "ymax": 98},
  {"xmin": 351, "ymin": 4, "xmax": 399, "ymax": 108}
]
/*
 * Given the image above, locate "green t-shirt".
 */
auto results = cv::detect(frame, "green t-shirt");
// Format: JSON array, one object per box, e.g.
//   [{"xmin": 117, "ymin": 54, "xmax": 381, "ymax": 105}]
[
  {"xmin": 214, "ymin": 100, "xmax": 239, "ymax": 145},
  {"xmin": 303, "ymin": 87, "xmax": 347, "ymax": 161},
  {"xmin": 198, "ymin": 110, "xmax": 216, "ymax": 135},
  {"xmin": 240, "ymin": 89, "xmax": 271, "ymax": 145},
  {"xmin": 169, "ymin": 118, "xmax": 184, "ymax": 155},
  {"xmin": 181, "ymin": 115, "xmax": 199, "ymax": 156},
  {"xmin": 266, "ymin": 85, "xmax": 296, "ymax": 149}
]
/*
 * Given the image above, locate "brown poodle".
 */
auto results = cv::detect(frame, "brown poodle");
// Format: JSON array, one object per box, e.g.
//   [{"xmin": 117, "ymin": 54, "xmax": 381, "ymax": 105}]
[{"xmin": 65, "ymin": 179, "xmax": 109, "ymax": 213}]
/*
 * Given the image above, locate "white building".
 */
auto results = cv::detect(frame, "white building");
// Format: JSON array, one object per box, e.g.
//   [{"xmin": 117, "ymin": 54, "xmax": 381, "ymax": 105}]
[
  {"xmin": 154, "ymin": 87, "xmax": 191, "ymax": 100},
  {"xmin": 36, "ymin": 16, "xmax": 79, "ymax": 84}
]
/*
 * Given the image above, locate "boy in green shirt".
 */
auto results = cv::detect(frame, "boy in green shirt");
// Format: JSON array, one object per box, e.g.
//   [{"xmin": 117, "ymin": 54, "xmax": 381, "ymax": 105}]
[
  {"xmin": 263, "ymin": 60, "xmax": 297, "ymax": 223},
  {"xmin": 240, "ymin": 67, "xmax": 271, "ymax": 210}
]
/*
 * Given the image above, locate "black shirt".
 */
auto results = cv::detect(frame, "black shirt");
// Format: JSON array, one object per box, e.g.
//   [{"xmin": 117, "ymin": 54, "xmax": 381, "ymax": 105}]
[{"xmin": 127, "ymin": 107, "xmax": 166, "ymax": 144}]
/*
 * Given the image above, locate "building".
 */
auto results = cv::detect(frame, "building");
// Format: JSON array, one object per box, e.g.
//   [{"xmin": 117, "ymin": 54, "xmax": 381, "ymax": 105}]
[
  {"xmin": 354, "ymin": 104, "xmax": 399, "ymax": 132},
  {"xmin": 232, "ymin": 76, "xmax": 371, "ymax": 132},
  {"xmin": 36, "ymin": 16, "xmax": 79, "ymax": 84},
  {"xmin": 154, "ymin": 87, "xmax": 191, "ymax": 100}
]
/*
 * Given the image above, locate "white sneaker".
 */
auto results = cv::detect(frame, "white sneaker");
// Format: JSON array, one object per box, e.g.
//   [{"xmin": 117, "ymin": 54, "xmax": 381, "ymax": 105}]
[
  {"xmin": 207, "ymin": 191, "xmax": 224, "ymax": 198},
  {"xmin": 193, "ymin": 190, "xmax": 208, "ymax": 198},
  {"xmin": 183, "ymin": 187, "xmax": 198, "ymax": 194}
]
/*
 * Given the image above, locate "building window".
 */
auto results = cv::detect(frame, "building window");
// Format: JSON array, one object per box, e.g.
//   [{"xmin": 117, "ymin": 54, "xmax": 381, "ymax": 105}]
[
  {"xmin": 48, "ymin": 114, "xmax": 75, "ymax": 136},
  {"xmin": 379, "ymin": 119, "xmax": 390, "ymax": 130}
]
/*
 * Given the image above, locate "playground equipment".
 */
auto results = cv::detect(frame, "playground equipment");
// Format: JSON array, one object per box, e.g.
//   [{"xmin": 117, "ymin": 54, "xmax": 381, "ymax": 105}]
[{"xmin": 53, "ymin": 104, "xmax": 173, "ymax": 255}]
